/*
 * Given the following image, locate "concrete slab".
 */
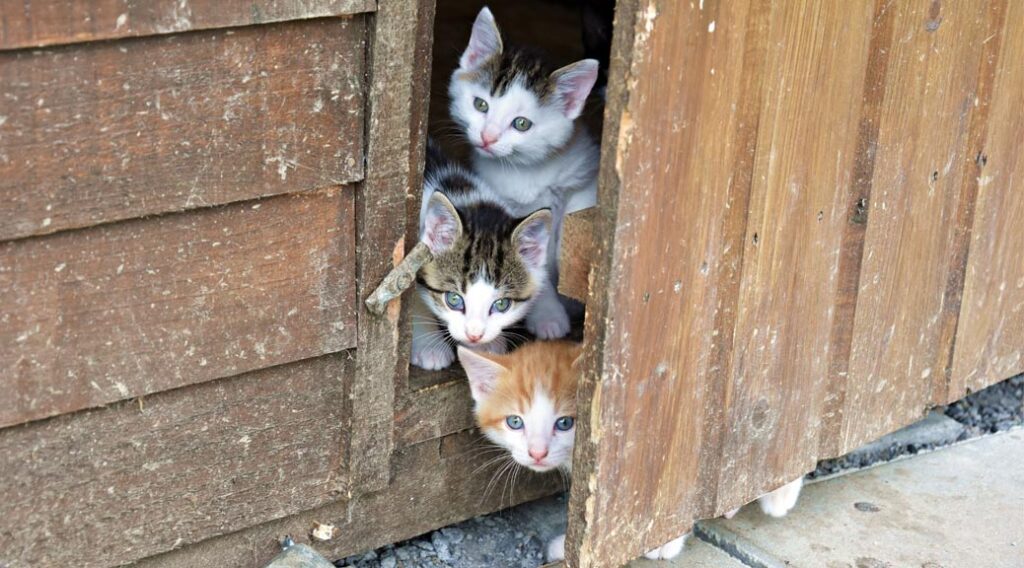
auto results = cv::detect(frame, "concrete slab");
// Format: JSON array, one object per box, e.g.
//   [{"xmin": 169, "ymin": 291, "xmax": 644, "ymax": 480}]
[
  {"xmin": 627, "ymin": 537, "xmax": 747, "ymax": 568},
  {"xmin": 704, "ymin": 430, "xmax": 1024, "ymax": 568}
]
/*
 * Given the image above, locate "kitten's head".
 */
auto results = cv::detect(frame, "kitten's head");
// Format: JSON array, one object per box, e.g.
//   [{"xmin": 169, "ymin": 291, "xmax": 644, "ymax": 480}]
[
  {"xmin": 419, "ymin": 190, "xmax": 551, "ymax": 346},
  {"xmin": 449, "ymin": 7, "xmax": 598, "ymax": 164},
  {"xmin": 458, "ymin": 341, "xmax": 582, "ymax": 473}
]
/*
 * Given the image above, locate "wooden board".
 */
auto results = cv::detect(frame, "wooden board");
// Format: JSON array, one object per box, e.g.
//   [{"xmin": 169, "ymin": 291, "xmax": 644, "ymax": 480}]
[
  {"xmin": 349, "ymin": 0, "xmax": 436, "ymax": 494},
  {"xmin": 0, "ymin": 0, "xmax": 376, "ymax": 50},
  {"xmin": 558, "ymin": 208, "xmax": 596, "ymax": 302},
  {"xmin": 0, "ymin": 353, "xmax": 353, "ymax": 568},
  {"xmin": 0, "ymin": 188, "xmax": 357, "ymax": 428},
  {"xmin": 567, "ymin": 1, "xmax": 1021, "ymax": 566},
  {"xmin": 951, "ymin": 0, "xmax": 1024, "ymax": 397},
  {"xmin": 132, "ymin": 429, "xmax": 564, "ymax": 568},
  {"xmin": 839, "ymin": 0, "xmax": 1006, "ymax": 451},
  {"xmin": 0, "ymin": 17, "xmax": 365, "ymax": 241},
  {"xmin": 395, "ymin": 378, "xmax": 475, "ymax": 447}
]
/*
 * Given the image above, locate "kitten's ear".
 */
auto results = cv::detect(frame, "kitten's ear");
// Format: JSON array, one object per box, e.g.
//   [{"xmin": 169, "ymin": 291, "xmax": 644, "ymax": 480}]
[
  {"xmin": 550, "ymin": 59, "xmax": 599, "ymax": 119},
  {"xmin": 460, "ymin": 7, "xmax": 503, "ymax": 71},
  {"xmin": 458, "ymin": 346, "xmax": 508, "ymax": 403},
  {"xmin": 511, "ymin": 209, "xmax": 552, "ymax": 270},
  {"xmin": 422, "ymin": 192, "xmax": 462, "ymax": 254}
]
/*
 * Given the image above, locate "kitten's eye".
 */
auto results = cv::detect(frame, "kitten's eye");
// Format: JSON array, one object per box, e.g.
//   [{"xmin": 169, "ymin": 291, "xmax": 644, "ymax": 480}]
[
  {"xmin": 444, "ymin": 291, "xmax": 465, "ymax": 311},
  {"xmin": 555, "ymin": 416, "xmax": 575, "ymax": 431},
  {"xmin": 473, "ymin": 97, "xmax": 489, "ymax": 112},
  {"xmin": 512, "ymin": 117, "xmax": 532, "ymax": 131},
  {"xmin": 491, "ymin": 298, "xmax": 512, "ymax": 313},
  {"xmin": 505, "ymin": 415, "xmax": 524, "ymax": 430}
]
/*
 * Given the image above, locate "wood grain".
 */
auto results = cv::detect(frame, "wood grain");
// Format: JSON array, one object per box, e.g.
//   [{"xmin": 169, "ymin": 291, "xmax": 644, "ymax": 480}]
[
  {"xmin": 349, "ymin": 0, "xmax": 436, "ymax": 494},
  {"xmin": 0, "ymin": 353, "xmax": 353, "ymax": 568},
  {"xmin": 0, "ymin": 188, "xmax": 357, "ymax": 428},
  {"xmin": 133, "ymin": 429, "xmax": 563, "ymax": 568},
  {"xmin": 951, "ymin": 0, "xmax": 1024, "ymax": 398},
  {"xmin": 558, "ymin": 208, "xmax": 596, "ymax": 301},
  {"xmin": 0, "ymin": 17, "xmax": 365, "ymax": 241},
  {"xmin": 840, "ymin": 0, "xmax": 1005, "ymax": 451},
  {"xmin": 0, "ymin": 0, "xmax": 376, "ymax": 50},
  {"xmin": 394, "ymin": 378, "xmax": 475, "ymax": 447}
]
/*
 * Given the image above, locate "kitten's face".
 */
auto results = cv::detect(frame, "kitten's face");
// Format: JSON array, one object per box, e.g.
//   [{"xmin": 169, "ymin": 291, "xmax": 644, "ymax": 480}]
[
  {"xmin": 419, "ymin": 192, "xmax": 550, "ymax": 346},
  {"xmin": 449, "ymin": 8, "xmax": 598, "ymax": 164},
  {"xmin": 458, "ymin": 341, "xmax": 582, "ymax": 473}
]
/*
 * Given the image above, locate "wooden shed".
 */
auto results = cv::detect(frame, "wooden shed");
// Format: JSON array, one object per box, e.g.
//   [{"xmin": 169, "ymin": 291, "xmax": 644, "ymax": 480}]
[{"xmin": 1, "ymin": 1, "xmax": 1021, "ymax": 567}]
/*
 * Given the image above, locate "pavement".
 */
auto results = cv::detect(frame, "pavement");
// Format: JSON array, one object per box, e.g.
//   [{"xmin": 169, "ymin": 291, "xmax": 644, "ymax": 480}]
[{"xmin": 636, "ymin": 429, "xmax": 1024, "ymax": 568}]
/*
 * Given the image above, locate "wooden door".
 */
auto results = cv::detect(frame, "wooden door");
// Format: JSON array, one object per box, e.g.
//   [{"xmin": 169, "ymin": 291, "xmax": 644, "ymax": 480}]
[{"xmin": 562, "ymin": 1, "xmax": 1024, "ymax": 566}]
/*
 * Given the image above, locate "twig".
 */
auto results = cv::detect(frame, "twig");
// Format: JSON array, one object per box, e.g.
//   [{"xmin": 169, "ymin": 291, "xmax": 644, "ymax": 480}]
[{"xmin": 364, "ymin": 241, "xmax": 434, "ymax": 315}]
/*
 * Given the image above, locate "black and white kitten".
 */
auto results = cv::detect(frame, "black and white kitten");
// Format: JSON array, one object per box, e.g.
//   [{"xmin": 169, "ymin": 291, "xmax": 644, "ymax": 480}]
[
  {"xmin": 411, "ymin": 141, "xmax": 552, "ymax": 370},
  {"xmin": 449, "ymin": 7, "xmax": 600, "ymax": 340}
]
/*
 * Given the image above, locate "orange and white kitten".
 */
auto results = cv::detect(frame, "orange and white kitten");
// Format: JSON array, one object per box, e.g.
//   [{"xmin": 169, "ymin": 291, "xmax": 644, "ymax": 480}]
[{"xmin": 457, "ymin": 342, "xmax": 804, "ymax": 563}]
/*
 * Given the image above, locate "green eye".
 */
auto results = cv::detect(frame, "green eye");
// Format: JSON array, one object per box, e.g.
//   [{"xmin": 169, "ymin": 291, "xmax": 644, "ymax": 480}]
[
  {"xmin": 512, "ymin": 116, "xmax": 532, "ymax": 131},
  {"xmin": 473, "ymin": 97, "xmax": 489, "ymax": 112},
  {"xmin": 491, "ymin": 298, "xmax": 511, "ymax": 313},
  {"xmin": 506, "ymin": 415, "xmax": 524, "ymax": 430},
  {"xmin": 555, "ymin": 416, "xmax": 575, "ymax": 431},
  {"xmin": 444, "ymin": 291, "xmax": 465, "ymax": 311}
]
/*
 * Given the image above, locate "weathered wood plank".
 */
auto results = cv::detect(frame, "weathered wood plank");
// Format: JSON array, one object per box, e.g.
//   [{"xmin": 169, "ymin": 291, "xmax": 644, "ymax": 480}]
[
  {"xmin": 0, "ymin": 0, "xmax": 376, "ymax": 50},
  {"xmin": 840, "ymin": 0, "xmax": 1005, "ymax": 451},
  {"xmin": 395, "ymin": 378, "xmax": 475, "ymax": 447},
  {"xmin": 0, "ymin": 353, "xmax": 353, "ymax": 568},
  {"xmin": 570, "ymin": 1, "xmax": 875, "ymax": 565},
  {"xmin": 132, "ymin": 430, "xmax": 564, "ymax": 568},
  {"xmin": 349, "ymin": 0, "xmax": 437, "ymax": 494},
  {"xmin": 0, "ymin": 17, "xmax": 365, "ymax": 241},
  {"xmin": 0, "ymin": 188, "xmax": 357, "ymax": 428},
  {"xmin": 558, "ymin": 208, "xmax": 596, "ymax": 302},
  {"xmin": 717, "ymin": 0, "xmax": 873, "ymax": 501},
  {"xmin": 951, "ymin": 0, "xmax": 1024, "ymax": 398}
]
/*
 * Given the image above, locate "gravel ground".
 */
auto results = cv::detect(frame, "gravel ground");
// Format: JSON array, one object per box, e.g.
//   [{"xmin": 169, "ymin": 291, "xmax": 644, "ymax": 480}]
[{"xmin": 336, "ymin": 374, "xmax": 1023, "ymax": 568}]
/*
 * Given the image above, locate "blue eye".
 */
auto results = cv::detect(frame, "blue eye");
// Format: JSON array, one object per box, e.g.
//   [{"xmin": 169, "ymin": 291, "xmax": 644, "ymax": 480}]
[
  {"xmin": 491, "ymin": 298, "xmax": 512, "ymax": 313},
  {"xmin": 505, "ymin": 415, "xmax": 524, "ymax": 430},
  {"xmin": 444, "ymin": 291, "xmax": 465, "ymax": 311},
  {"xmin": 555, "ymin": 416, "xmax": 574, "ymax": 431}
]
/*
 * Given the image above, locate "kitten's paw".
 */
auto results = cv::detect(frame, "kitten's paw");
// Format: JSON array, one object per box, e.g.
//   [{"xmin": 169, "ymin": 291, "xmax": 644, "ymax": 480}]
[
  {"xmin": 758, "ymin": 477, "xmax": 804, "ymax": 518},
  {"xmin": 527, "ymin": 305, "xmax": 571, "ymax": 339},
  {"xmin": 643, "ymin": 534, "xmax": 687, "ymax": 560},
  {"xmin": 546, "ymin": 534, "xmax": 566, "ymax": 562},
  {"xmin": 411, "ymin": 342, "xmax": 455, "ymax": 370}
]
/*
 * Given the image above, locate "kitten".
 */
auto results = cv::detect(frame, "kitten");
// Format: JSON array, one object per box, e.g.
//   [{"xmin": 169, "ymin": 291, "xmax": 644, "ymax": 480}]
[
  {"xmin": 457, "ymin": 343, "xmax": 805, "ymax": 562},
  {"xmin": 449, "ymin": 7, "xmax": 600, "ymax": 340},
  {"xmin": 411, "ymin": 142, "xmax": 553, "ymax": 370}
]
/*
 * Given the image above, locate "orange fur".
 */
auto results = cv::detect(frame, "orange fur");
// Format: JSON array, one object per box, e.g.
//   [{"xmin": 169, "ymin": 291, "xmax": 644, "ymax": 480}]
[{"xmin": 473, "ymin": 341, "xmax": 581, "ymax": 433}]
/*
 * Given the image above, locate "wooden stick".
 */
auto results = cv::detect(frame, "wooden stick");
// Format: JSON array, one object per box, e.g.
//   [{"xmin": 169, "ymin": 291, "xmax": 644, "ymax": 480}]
[{"xmin": 364, "ymin": 241, "xmax": 434, "ymax": 315}]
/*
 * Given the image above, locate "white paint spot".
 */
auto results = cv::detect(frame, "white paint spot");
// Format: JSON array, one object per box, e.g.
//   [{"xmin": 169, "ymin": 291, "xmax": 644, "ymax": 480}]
[
  {"xmin": 54, "ymin": 263, "xmax": 66, "ymax": 272},
  {"xmin": 114, "ymin": 382, "xmax": 129, "ymax": 397},
  {"xmin": 41, "ymin": 217, "xmax": 51, "ymax": 227},
  {"xmin": 115, "ymin": 13, "xmax": 128, "ymax": 30},
  {"xmin": 708, "ymin": 20, "xmax": 716, "ymax": 33}
]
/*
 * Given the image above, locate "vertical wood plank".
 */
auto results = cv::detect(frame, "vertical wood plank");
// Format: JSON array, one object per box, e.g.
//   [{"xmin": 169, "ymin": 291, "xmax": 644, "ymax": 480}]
[
  {"xmin": 950, "ymin": 0, "xmax": 1024, "ymax": 397},
  {"xmin": 350, "ymin": 0, "xmax": 437, "ymax": 494},
  {"xmin": 840, "ymin": 0, "xmax": 1005, "ymax": 451}
]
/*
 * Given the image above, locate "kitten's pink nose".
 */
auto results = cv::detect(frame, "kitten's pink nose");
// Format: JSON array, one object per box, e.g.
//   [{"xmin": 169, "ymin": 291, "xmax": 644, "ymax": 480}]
[
  {"xmin": 480, "ymin": 131, "xmax": 499, "ymax": 148},
  {"xmin": 529, "ymin": 448, "xmax": 548, "ymax": 462},
  {"xmin": 466, "ymin": 331, "xmax": 483, "ymax": 343}
]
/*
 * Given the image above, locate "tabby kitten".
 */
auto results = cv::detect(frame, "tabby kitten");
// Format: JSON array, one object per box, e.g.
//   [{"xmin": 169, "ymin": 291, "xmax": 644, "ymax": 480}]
[
  {"xmin": 457, "ymin": 343, "xmax": 805, "ymax": 562},
  {"xmin": 449, "ymin": 7, "xmax": 600, "ymax": 340},
  {"xmin": 411, "ymin": 142, "xmax": 552, "ymax": 370}
]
